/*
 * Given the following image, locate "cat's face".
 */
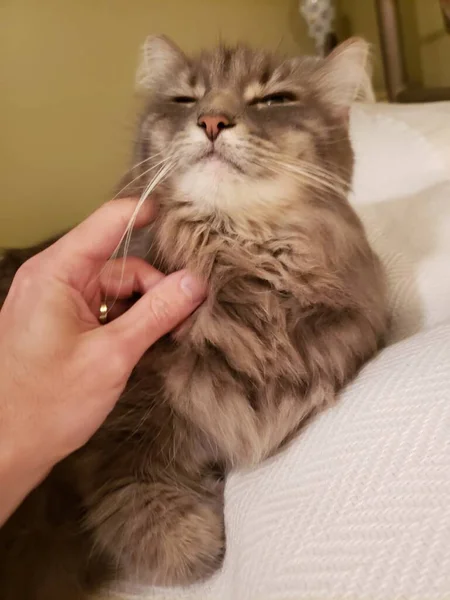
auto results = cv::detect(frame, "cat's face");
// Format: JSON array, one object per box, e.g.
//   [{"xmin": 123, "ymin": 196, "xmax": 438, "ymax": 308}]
[{"xmin": 133, "ymin": 37, "xmax": 373, "ymax": 221}]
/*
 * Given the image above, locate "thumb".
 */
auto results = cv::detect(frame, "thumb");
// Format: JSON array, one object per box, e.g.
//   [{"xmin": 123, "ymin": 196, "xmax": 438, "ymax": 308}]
[{"xmin": 101, "ymin": 270, "xmax": 207, "ymax": 367}]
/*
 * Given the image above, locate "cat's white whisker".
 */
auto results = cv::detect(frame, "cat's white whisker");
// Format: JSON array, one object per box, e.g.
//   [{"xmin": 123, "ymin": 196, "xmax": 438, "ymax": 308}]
[
  {"xmin": 112, "ymin": 162, "xmax": 175, "ymax": 305},
  {"xmin": 269, "ymin": 158, "xmax": 348, "ymax": 198},
  {"xmin": 112, "ymin": 152, "xmax": 177, "ymax": 200},
  {"xmin": 97, "ymin": 158, "xmax": 177, "ymax": 315},
  {"xmin": 250, "ymin": 151, "xmax": 348, "ymax": 200}
]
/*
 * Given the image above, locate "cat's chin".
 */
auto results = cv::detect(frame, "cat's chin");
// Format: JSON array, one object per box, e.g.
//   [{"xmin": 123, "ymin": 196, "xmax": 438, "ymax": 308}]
[
  {"xmin": 173, "ymin": 161, "xmax": 246, "ymax": 213},
  {"xmin": 173, "ymin": 161, "xmax": 297, "ymax": 222},
  {"xmin": 199, "ymin": 153, "xmax": 240, "ymax": 173}
]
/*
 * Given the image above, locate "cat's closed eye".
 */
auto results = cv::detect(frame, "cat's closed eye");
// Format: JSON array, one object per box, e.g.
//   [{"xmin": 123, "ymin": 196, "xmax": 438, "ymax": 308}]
[
  {"xmin": 250, "ymin": 92, "xmax": 296, "ymax": 106},
  {"xmin": 172, "ymin": 96, "xmax": 197, "ymax": 104}
]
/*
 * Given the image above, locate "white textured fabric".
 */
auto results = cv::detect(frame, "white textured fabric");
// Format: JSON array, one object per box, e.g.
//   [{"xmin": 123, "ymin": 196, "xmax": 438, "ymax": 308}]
[
  {"xmin": 350, "ymin": 102, "xmax": 450, "ymax": 205},
  {"xmin": 105, "ymin": 102, "xmax": 450, "ymax": 600},
  {"xmin": 350, "ymin": 102, "xmax": 450, "ymax": 343},
  {"xmin": 115, "ymin": 323, "xmax": 450, "ymax": 600},
  {"xmin": 357, "ymin": 181, "xmax": 450, "ymax": 343}
]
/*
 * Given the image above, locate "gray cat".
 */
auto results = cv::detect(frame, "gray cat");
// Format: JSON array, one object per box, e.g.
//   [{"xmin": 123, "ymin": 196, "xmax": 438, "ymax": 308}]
[{"xmin": 0, "ymin": 36, "xmax": 387, "ymax": 599}]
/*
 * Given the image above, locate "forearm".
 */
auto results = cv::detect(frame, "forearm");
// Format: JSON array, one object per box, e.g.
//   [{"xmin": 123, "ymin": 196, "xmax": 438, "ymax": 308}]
[
  {"xmin": 0, "ymin": 452, "xmax": 51, "ymax": 526},
  {"xmin": 0, "ymin": 402, "xmax": 54, "ymax": 526}
]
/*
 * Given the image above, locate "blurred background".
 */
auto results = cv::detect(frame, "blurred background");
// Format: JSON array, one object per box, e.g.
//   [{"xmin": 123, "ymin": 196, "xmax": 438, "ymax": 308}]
[{"xmin": 1, "ymin": 0, "xmax": 449, "ymax": 246}]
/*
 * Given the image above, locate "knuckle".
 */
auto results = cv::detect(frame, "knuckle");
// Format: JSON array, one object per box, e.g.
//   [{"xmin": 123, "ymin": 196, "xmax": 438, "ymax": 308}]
[
  {"xmin": 148, "ymin": 294, "xmax": 172, "ymax": 326},
  {"xmin": 105, "ymin": 197, "xmax": 132, "ymax": 217},
  {"xmin": 13, "ymin": 257, "xmax": 41, "ymax": 290},
  {"xmin": 100, "ymin": 200, "xmax": 128, "ymax": 228}
]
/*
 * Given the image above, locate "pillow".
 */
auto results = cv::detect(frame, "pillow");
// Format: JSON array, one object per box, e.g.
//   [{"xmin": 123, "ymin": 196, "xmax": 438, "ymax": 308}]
[
  {"xmin": 350, "ymin": 101, "xmax": 450, "ymax": 205},
  {"xmin": 349, "ymin": 103, "xmax": 450, "ymax": 343},
  {"xmin": 357, "ymin": 180, "xmax": 450, "ymax": 343}
]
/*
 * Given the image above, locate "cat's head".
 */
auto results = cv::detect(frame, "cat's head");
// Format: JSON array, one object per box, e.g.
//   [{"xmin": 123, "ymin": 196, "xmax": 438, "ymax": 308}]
[{"xmin": 131, "ymin": 36, "xmax": 373, "ymax": 225}]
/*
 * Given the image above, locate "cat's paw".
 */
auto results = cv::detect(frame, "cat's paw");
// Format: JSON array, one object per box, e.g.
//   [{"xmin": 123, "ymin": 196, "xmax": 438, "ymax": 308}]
[{"xmin": 87, "ymin": 480, "xmax": 225, "ymax": 586}]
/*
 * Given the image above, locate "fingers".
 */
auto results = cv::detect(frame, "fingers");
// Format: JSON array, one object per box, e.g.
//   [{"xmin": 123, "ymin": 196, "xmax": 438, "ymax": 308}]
[
  {"xmin": 44, "ymin": 198, "xmax": 156, "ymax": 286},
  {"xmin": 99, "ymin": 270, "xmax": 207, "ymax": 368},
  {"xmin": 100, "ymin": 257, "xmax": 164, "ymax": 299},
  {"xmin": 97, "ymin": 257, "xmax": 165, "ymax": 320}
]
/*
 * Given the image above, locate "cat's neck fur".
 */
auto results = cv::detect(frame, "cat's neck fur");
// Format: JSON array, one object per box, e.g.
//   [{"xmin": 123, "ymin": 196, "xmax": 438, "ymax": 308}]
[
  {"xmin": 151, "ymin": 185, "xmax": 359, "ymax": 288},
  {"xmin": 146, "ymin": 190, "xmax": 370, "ymax": 386}
]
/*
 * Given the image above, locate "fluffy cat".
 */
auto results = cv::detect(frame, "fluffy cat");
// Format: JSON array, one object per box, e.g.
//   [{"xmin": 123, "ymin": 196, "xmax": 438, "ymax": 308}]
[{"xmin": 0, "ymin": 36, "xmax": 388, "ymax": 599}]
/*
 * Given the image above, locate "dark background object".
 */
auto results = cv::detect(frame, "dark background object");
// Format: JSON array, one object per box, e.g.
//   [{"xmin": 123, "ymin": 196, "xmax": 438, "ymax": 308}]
[
  {"xmin": 324, "ymin": 31, "xmax": 339, "ymax": 55},
  {"xmin": 375, "ymin": 0, "xmax": 450, "ymax": 102},
  {"xmin": 441, "ymin": 0, "xmax": 450, "ymax": 32}
]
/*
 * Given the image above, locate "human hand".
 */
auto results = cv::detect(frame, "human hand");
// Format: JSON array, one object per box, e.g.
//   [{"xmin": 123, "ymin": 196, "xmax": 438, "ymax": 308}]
[{"xmin": 0, "ymin": 198, "xmax": 206, "ymax": 523}]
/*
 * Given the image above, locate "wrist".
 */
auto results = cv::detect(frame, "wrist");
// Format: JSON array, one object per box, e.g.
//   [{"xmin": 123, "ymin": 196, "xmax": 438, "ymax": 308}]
[
  {"xmin": 0, "ymin": 393, "xmax": 55, "ymax": 525},
  {"xmin": 0, "ymin": 441, "xmax": 52, "ymax": 526}
]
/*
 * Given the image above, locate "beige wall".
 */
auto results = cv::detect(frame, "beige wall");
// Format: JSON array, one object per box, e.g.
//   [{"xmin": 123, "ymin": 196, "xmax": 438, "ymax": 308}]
[{"xmin": 0, "ymin": 0, "xmax": 313, "ymax": 247}]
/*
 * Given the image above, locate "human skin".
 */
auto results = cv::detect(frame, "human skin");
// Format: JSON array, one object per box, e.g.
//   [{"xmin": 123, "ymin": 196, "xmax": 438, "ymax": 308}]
[{"xmin": 0, "ymin": 198, "xmax": 206, "ymax": 526}]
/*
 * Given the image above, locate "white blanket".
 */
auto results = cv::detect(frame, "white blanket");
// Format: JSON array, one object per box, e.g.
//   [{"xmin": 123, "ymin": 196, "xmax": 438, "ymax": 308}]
[{"xmin": 109, "ymin": 102, "xmax": 450, "ymax": 600}]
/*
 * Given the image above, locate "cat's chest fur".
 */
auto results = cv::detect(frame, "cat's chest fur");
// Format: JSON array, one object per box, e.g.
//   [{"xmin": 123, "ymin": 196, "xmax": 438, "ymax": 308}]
[{"xmin": 145, "ymin": 212, "xmax": 314, "ymax": 387}]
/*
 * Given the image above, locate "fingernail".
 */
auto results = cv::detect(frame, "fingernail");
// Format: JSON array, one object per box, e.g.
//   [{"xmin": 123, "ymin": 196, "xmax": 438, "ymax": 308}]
[{"xmin": 180, "ymin": 272, "xmax": 207, "ymax": 302}]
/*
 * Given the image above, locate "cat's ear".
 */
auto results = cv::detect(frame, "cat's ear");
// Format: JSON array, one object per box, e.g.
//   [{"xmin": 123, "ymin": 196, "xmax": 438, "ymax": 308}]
[
  {"xmin": 314, "ymin": 37, "xmax": 374, "ymax": 116},
  {"xmin": 135, "ymin": 35, "xmax": 187, "ymax": 92}
]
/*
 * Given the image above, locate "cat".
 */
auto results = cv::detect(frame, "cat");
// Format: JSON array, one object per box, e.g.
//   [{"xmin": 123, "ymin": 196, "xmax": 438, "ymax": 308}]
[{"xmin": 0, "ymin": 35, "xmax": 388, "ymax": 599}]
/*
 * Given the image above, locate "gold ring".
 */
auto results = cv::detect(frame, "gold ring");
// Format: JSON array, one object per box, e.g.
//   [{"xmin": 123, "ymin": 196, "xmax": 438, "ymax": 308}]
[{"xmin": 99, "ymin": 301, "xmax": 108, "ymax": 325}]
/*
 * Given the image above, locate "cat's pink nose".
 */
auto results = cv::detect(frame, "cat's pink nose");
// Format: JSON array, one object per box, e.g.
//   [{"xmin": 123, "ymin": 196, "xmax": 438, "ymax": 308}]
[{"xmin": 197, "ymin": 114, "xmax": 232, "ymax": 142}]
